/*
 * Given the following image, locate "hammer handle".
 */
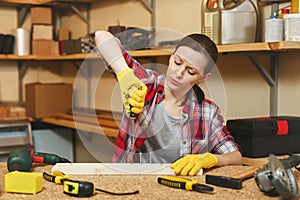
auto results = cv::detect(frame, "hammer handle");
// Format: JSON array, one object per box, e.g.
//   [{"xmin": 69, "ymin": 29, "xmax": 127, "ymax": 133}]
[{"xmin": 230, "ymin": 166, "xmax": 260, "ymax": 180}]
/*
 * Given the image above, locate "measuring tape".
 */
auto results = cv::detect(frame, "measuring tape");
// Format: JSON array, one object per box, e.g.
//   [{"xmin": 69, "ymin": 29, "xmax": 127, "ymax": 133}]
[{"xmin": 43, "ymin": 171, "xmax": 139, "ymax": 197}]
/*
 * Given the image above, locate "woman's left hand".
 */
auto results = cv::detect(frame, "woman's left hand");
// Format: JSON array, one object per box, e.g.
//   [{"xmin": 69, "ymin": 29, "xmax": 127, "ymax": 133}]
[{"xmin": 170, "ymin": 153, "xmax": 218, "ymax": 176}]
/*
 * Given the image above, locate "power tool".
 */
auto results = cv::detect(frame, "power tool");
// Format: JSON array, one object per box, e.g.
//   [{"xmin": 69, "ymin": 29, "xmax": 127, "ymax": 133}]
[
  {"xmin": 254, "ymin": 154, "xmax": 300, "ymax": 199},
  {"xmin": 7, "ymin": 148, "xmax": 71, "ymax": 172}
]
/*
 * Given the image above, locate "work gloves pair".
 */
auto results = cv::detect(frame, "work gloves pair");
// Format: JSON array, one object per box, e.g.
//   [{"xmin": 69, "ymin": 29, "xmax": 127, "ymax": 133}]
[
  {"xmin": 117, "ymin": 68, "xmax": 147, "ymax": 119},
  {"xmin": 171, "ymin": 153, "xmax": 218, "ymax": 176}
]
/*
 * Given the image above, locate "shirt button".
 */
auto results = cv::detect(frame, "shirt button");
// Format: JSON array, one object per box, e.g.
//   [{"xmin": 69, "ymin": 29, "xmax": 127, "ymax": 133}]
[{"xmin": 183, "ymin": 141, "xmax": 186, "ymax": 145}]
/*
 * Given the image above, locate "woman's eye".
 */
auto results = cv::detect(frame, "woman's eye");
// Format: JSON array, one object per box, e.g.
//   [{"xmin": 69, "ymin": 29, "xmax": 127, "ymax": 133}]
[
  {"xmin": 187, "ymin": 70, "xmax": 196, "ymax": 75},
  {"xmin": 174, "ymin": 60, "xmax": 181, "ymax": 65}
]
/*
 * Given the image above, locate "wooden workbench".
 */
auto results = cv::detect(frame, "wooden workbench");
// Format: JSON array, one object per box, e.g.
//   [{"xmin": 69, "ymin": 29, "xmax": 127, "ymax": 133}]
[{"xmin": 0, "ymin": 161, "xmax": 299, "ymax": 200}]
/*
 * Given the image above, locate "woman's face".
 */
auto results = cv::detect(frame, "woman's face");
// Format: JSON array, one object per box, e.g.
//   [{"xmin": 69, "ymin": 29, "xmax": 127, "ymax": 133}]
[{"xmin": 165, "ymin": 46, "xmax": 209, "ymax": 96}]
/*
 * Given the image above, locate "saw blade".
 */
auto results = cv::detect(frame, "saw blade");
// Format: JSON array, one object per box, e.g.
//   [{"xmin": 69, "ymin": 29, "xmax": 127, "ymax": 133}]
[{"xmin": 269, "ymin": 154, "xmax": 298, "ymax": 199}]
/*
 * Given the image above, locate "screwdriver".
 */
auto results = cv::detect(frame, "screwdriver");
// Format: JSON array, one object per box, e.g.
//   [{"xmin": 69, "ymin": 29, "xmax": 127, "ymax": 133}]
[{"xmin": 157, "ymin": 176, "xmax": 214, "ymax": 193}]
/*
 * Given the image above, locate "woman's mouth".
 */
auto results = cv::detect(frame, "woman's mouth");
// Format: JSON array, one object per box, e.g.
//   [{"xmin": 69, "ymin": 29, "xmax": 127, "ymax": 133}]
[{"xmin": 170, "ymin": 78, "xmax": 181, "ymax": 86}]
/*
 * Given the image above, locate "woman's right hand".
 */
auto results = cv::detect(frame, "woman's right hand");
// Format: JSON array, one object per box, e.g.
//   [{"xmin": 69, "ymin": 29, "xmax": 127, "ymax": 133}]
[{"xmin": 117, "ymin": 68, "xmax": 147, "ymax": 119}]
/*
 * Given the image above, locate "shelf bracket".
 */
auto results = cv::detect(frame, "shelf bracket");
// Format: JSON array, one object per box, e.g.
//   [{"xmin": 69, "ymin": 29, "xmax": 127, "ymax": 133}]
[
  {"xmin": 53, "ymin": 2, "xmax": 92, "ymax": 34},
  {"xmin": 17, "ymin": 5, "xmax": 30, "ymax": 28},
  {"xmin": 247, "ymin": 53, "xmax": 278, "ymax": 116},
  {"xmin": 140, "ymin": 0, "xmax": 156, "ymax": 45},
  {"xmin": 140, "ymin": 0, "xmax": 154, "ymax": 13},
  {"xmin": 69, "ymin": 4, "xmax": 91, "ymax": 33},
  {"xmin": 18, "ymin": 61, "xmax": 29, "ymax": 104},
  {"xmin": 248, "ymin": 55, "xmax": 275, "ymax": 87}
]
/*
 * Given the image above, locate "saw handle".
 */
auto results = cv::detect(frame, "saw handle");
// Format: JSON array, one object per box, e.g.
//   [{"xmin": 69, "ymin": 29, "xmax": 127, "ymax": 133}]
[
  {"xmin": 230, "ymin": 167, "xmax": 260, "ymax": 180},
  {"xmin": 281, "ymin": 154, "xmax": 300, "ymax": 169}
]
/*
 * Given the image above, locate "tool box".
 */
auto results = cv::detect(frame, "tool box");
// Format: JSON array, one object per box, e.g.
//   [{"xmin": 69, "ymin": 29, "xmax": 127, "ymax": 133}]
[{"xmin": 226, "ymin": 116, "xmax": 300, "ymax": 158}]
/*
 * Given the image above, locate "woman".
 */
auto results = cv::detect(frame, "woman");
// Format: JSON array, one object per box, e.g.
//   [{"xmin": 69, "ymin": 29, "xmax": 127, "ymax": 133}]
[{"xmin": 95, "ymin": 30, "xmax": 242, "ymax": 176}]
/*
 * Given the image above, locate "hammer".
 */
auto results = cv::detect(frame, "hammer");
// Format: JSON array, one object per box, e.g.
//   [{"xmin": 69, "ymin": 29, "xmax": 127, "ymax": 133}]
[{"xmin": 205, "ymin": 166, "xmax": 260, "ymax": 189}]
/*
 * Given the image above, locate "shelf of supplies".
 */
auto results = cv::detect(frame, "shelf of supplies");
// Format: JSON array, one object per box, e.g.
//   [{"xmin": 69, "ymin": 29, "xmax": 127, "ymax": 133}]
[
  {"xmin": 218, "ymin": 41, "xmax": 300, "ymax": 53},
  {"xmin": 0, "ymin": 0, "xmax": 100, "ymax": 6},
  {"xmin": 0, "ymin": 48, "xmax": 174, "ymax": 61},
  {"xmin": 1, "ymin": 41, "xmax": 300, "ymax": 61}
]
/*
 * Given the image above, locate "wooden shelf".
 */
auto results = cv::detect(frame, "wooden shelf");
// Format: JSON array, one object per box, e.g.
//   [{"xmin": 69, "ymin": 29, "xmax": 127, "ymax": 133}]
[
  {"xmin": 1, "ymin": 41, "xmax": 300, "ymax": 61},
  {"xmin": 218, "ymin": 41, "xmax": 300, "ymax": 53},
  {"xmin": 0, "ymin": 0, "xmax": 100, "ymax": 5}
]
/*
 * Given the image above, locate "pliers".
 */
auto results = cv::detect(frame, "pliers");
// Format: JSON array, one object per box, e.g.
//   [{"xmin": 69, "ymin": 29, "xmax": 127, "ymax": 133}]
[
  {"xmin": 157, "ymin": 176, "xmax": 214, "ymax": 193},
  {"xmin": 43, "ymin": 171, "xmax": 70, "ymax": 185}
]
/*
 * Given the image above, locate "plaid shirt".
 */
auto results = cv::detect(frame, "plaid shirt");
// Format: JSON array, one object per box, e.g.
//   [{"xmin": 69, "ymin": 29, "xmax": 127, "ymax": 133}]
[{"xmin": 112, "ymin": 47, "xmax": 241, "ymax": 163}]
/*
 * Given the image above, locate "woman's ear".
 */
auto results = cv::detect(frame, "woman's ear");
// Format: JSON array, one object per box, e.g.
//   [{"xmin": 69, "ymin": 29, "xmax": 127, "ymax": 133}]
[
  {"xmin": 203, "ymin": 72, "xmax": 211, "ymax": 80},
  {"xmin": 198, "ymin": 72, "xmax": 211, "ymax": 84}
]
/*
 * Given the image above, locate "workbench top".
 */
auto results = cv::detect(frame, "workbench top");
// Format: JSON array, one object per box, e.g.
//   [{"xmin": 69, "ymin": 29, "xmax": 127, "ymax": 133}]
[{"xmin": 0, "ymin": 162, "xmax": 299, "ymax": 199}]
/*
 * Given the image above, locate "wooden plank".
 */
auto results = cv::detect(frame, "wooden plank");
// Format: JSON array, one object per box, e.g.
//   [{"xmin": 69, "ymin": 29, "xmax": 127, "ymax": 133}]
[
  {"xmin": 0, "ymin": 0, "xmax": 100, "ymax": 5},
  {"xmin": 217, "ymin": 42, "xmax": 271, "ymax": 53},
  {"xmin": 52, "ymin": 163, "xmax": 203, "ymax": 175},
  {"xmin": 55, "ymin": 113, "xmax": 119, "ymax": 129},
  {"xmin": 0, "ymin": 137, "xmax": 28, "ymax": 147},
  {"xmin": 42, "ymin": 117, "xmax": 118, "ymax": 138},
  {"xmin": 242, "ymin": 157, "xmax": 269, "ymax": 166}
]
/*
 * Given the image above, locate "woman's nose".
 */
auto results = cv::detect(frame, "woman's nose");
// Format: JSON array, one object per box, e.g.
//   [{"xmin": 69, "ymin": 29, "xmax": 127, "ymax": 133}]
[{"xmin": 175, "ymin": 66, "xmax": 185, "ymax": 78}]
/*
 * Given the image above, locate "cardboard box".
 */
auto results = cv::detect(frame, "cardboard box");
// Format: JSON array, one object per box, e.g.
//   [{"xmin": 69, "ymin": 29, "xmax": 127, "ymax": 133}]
[
  {"xmin": 32, "ymin": 25, "xmax": 53, "ymax": 40},
  {"xmin": 25, "ymin": 83, "xmax": 73, "ymax": 118},
  {"xmin": 31, "ymin": 40, "xmax": 58, "ymax": 55},
  {"xmin": 31, "ymin": 7, "xmax": 52, "ymax": 25},
  {"xmin": 0, "ymin": 106, "xmax": 9, "ymax": 117},
  {"xmin": 58, "ymin": 28, "xmax": 71, "ymax": 41},
  {"xmin": 227, "ymin": 116, "xmax": 300, "ymax": 157},
  {"xmin": 60, "ymin": 38, "xmax": 94, "ymax": 55}
]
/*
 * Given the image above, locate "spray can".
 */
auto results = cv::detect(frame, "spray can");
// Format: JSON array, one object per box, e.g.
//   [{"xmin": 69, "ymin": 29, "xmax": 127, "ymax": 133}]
[{"xmin": 264, "ymin": 13, "xmax": 283, "ymax": 42}]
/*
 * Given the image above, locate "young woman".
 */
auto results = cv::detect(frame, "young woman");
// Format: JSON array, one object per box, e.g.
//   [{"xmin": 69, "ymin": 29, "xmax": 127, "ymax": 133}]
[{"xmin": 95, "ymin": 30, "xmax": 242, "ymax": 176}]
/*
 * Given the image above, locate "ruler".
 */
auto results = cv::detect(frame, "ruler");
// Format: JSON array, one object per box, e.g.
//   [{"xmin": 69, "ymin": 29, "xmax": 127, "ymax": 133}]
[{"xmin": 52, "ymin": 163, "xmax": 203, "ymax": 175}]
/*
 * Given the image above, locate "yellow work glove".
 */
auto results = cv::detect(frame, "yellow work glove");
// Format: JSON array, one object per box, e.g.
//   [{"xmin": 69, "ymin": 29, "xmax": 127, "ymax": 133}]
[
  {"xmin": 171, "ymin": 153, "xmax": 218, "ymax": 176},
  {"xmin": 116, "ymin": 68, "xmax": 147, "ymax": 119}
]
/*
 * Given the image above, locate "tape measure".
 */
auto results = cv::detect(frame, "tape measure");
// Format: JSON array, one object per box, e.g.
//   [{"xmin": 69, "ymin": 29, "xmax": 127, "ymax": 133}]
[
  {"xmin": 43, "ymin": 171, "xmax": 139, "ymax": 197},
  {"xmin": 63, "ymin": 180, "xmax": 95, "ymax": 197}
]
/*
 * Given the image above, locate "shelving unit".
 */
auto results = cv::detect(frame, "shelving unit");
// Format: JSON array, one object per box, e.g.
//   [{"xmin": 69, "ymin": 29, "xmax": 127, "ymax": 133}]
[
  {"xmin": 2, "ymin": 41, "xmax": 300, "ymax": 116},
  {"xmin": 1, "ymin": 41, "xmax": 300, "ymax": 61},
  {"xmin": 1, "ymin": 0, "xmax": 300, "ymax": 136}
]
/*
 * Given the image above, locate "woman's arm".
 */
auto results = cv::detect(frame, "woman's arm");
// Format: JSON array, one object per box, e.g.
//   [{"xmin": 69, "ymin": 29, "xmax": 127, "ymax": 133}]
[
  {"xmin": 215, "ymin": 150, "xmax": 243, "ymax": 166},
  {"xmin": 95, "ymin": 30, "xmax": 147, "ymax": 118},
  {"xmin": 95, "ymin": 30, "xmax": 128, "ymax": 75}
]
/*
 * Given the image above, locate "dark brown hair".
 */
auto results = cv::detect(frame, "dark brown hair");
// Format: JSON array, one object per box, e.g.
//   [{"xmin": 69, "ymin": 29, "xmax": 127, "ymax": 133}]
[
  {"xmin": 175, "ymin": 34, "xmax": 218, "ymax": 74},
  {"xmin": 175, "ymin": 34, "xmax": 218, "ymax": 103}
]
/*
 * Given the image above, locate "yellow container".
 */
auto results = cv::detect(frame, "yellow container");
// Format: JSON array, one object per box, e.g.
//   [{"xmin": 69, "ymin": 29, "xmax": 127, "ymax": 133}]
[
  {"xmin": 291, "ymin": 0, "xmax": 300, "ymax": 13},
  {"xmin": 5, "ymin": 172, "xmax": 43, "ymax": 195}
]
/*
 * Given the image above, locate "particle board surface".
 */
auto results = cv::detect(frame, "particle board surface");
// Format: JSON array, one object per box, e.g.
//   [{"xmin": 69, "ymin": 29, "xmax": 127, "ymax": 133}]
[{"xmin": 0, "ymin": 161, "xmax": 299, "ymax": 199}]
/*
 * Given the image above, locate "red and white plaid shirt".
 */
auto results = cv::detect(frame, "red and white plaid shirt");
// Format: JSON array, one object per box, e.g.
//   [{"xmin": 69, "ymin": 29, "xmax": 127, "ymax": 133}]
[{"xmin": 112, "ymin": 47, "xmax": 241, "ymax": 163}]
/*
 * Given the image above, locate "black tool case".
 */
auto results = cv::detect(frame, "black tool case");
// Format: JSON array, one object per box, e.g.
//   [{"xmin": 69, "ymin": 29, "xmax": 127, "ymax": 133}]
[{"xmin": 226, "ymin": 116, "xmax": 300, "ymax": 158}]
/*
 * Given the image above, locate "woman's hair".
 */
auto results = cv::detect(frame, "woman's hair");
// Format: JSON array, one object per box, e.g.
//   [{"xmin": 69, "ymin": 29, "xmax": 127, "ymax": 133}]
[
  {"xmin": 175, "ymin": 34, "xmax": 218, "ymax": 74},
  {"xmin": 175, "ymin": 34, "xmax": 218, "ymax": 104}
]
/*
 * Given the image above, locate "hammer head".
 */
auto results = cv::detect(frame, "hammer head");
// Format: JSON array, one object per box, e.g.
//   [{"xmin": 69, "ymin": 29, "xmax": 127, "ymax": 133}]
[{"xmin": 205, "ymin": 174, "xmax": 243, "ymax": 189}]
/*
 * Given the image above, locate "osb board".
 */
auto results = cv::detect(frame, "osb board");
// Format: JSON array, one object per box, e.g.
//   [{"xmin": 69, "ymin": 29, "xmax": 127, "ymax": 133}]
[{"xmin": 0, "ymin": 162, "xmax": 299, "ymax": 199}]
